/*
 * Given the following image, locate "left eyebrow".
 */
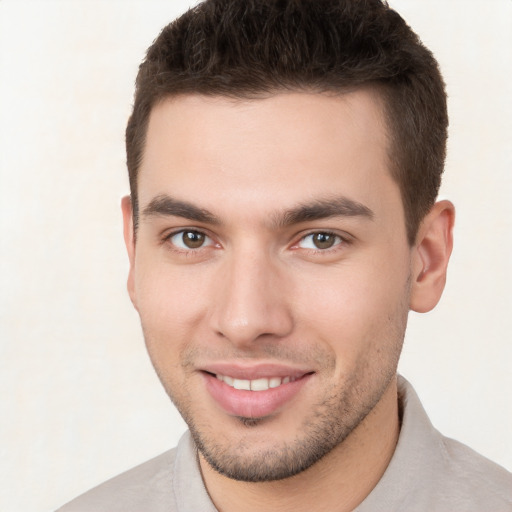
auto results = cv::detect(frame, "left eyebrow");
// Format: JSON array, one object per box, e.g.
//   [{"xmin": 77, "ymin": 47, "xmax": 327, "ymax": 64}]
[{"xmin": 274, "ymin": 196, "xmax": 374, "ymax": 228}]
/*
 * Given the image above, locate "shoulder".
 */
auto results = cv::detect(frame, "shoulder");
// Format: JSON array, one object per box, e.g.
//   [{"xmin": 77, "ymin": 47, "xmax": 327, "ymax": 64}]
[
  {"xmin": 434, "ymin": 435, "xmax": 512, "ymax": 510},
  {"xmin": 399, "ymin": 376, "xmax": 512, "ymax": 511},
  {"xmin": 400, "ymin": 376, "xmax": 512, "ymax": 511},
  {"xmin": 358, "ymin": 377, "xmax": 512, "ymax": 512},
  {"xmin": 56, "ymin": 449, "xmax": 178, "ymax": 512},
  {"xmin": 56, "ymin": 431, "xmax": 216, "ymax": 512}
]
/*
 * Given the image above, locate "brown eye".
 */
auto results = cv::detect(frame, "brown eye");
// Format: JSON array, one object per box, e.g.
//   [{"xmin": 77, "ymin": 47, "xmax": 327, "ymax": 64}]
[
  {"xmin": 182, "ymin": 231, "xmax": 205, "ymax": 248},
  {"xmin": 170, "ymin": 230, "xmax": 211, "ymax": 249},
  {"xmin": 298, "ymin": 232, "xmax": 341, "ymax": 250},
  {"xmin": 312, "ymin": 233, "xmax": 336, "ymax": 249}
]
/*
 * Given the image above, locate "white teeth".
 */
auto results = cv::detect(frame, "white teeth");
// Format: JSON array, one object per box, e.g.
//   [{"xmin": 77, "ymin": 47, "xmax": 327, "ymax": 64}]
[
  {"xmin": 216, "ymin": 374, "xmax": 297, "ymax": 391},
  {"xmin": 250, "ymin": 378, "xmax": 270, "ymax": 391},
  {"xmin": 269, "ymin": 377, "xmax": 282, "ymax": 389},
  {"xmin": 233, "ymin": 378, "xmax": 251, "ymax": 390}
]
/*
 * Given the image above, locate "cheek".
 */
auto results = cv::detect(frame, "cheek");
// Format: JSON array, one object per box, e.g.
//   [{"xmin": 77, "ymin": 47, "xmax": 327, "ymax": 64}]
[
  {"xmin": 133, "ymin": 264, "xmax": 209, "ymax": 400},
  {"xmin": 293, "ymin": 256, "xmax": 410, "ymax": 361},
  {"xmin": 133, "ymin": 259, "xmax": 211, "ymax": 355}
]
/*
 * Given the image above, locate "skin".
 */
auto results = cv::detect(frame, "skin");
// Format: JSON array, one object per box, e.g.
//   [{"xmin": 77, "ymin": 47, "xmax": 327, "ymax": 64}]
[{"xmin": 122, "ymin": 91, "xmax": 454, "ymax": 512}]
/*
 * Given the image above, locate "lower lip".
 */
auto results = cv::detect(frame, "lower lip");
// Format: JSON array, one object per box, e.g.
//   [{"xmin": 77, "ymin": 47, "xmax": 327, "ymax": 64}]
[{"xmin": 203, "ymin": 373, "xmax": 312, "ymax": 419}]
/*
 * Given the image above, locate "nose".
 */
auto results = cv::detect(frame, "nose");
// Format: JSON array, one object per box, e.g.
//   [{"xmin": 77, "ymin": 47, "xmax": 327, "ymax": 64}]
[{"xmin": 211, "ymin": 247, "xmax": 294, "ymax": 347}]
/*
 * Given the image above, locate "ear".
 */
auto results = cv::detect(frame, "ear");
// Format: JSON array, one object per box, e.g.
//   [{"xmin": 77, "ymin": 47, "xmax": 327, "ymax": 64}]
[
  {"xmin": 409, "ymin": 200, "xmax": 455, "ymax": 313},
  {"xmin": 121, "ymin": 195, "xmax": 138, "ymax": 310}
]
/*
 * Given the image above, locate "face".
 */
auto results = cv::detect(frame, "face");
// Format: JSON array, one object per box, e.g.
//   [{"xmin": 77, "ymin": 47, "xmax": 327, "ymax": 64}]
[{"xmin": 125, "ymin": 91, "xmax": 415, "ymax": 482}]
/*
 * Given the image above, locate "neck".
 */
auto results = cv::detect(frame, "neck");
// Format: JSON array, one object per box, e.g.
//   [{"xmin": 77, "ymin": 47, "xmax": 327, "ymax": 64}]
[{"xmin": 200, "ymin": 376, "xmax": 400, "ymax": 512}]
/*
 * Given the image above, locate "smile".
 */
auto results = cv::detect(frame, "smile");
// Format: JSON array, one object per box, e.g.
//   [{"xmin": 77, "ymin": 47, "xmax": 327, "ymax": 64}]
[
  {"xmin": 215, "ymin": 374, "xmax": 298, "ymax": 391},
  {"xmin": 205, "ymin": 370, "xmax": 313, "ymax": 417}
]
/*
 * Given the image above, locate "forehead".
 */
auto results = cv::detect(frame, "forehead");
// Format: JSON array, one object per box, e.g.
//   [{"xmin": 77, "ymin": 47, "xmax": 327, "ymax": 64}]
[{"xmin": 138, "ymin": 91, "xmax": 399, "ymax": 222}]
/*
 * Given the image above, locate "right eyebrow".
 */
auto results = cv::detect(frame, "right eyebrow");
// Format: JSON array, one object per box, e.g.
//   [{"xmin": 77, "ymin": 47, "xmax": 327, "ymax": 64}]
[{"xmin": 141, "ymin": 194, "xmax": 221, "ymax": 225}]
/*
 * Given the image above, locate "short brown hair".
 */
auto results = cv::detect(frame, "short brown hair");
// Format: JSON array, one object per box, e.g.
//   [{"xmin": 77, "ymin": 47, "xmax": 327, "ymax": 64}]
[{"xmin": 126, "ymin": 0, "xmax": 447, "ymax": 244}]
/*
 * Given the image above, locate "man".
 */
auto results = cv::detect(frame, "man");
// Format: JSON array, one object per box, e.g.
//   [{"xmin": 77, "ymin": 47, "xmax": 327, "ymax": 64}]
[{"xmin": 58, "ymin": 0, "xmax": 512, "ymax": 510}]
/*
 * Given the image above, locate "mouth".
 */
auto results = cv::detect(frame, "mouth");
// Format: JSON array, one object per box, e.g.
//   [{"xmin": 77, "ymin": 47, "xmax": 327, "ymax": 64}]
[
  {"xmin": 201, "ymin": 366, "xmax": 314, "ymax": 419},
  {"xmin": 214, "ymin": 373, "xmax": 301, "ymax": 391}
]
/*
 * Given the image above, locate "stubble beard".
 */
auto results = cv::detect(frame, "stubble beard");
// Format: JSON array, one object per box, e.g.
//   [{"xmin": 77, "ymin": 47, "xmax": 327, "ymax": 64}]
[
  {"xmin": 168, "ymin": 337, "xmax": 404, "ymax": 482},
  {"xmin": 190, "ymin": 373, "xmax": 395, "ymax": 482},
  {"xmin": 145, "ymin": 290, "xmax": 409, "ymax": 483}
]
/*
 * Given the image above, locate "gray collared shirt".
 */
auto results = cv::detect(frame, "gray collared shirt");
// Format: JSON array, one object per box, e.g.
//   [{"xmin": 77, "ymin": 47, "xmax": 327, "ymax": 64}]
[{"xmin": 57, "ymin": 377, "xmax": 512, "ymax": 511}]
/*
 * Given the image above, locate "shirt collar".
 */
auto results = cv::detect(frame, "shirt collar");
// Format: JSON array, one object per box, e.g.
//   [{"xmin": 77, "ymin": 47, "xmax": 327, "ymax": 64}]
[{"xmin": 173, "ymin": 375, "xmax": 438, "ymax": 512}]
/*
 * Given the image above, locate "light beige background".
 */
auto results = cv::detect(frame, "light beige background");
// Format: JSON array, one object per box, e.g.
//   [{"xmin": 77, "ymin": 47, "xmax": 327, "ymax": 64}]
[{"xmin": 0, "ymin": 1, "xmax": 511, "ymax": 511}]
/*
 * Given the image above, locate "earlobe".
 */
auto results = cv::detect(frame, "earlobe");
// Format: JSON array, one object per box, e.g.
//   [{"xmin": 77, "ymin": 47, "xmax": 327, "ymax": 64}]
[
  {"xmin": 410, "ymin": 200, "xmax": 455, "ymax": 313},
  {"xmin": 121, "ymin": 195, "xmax": 138, "ymax": 310}
]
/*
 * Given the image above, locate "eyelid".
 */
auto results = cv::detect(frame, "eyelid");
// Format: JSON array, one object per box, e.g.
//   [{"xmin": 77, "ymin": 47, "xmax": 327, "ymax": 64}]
[
  {"xmin": 161, "ymin": 227, "xmax": 352, "ymax": 253},
  {"xmin": 299, "ymin": 232, "xmax": 341, "ymax": 249},
  {"xmin": 163, "ymin": 228, "xmax": 219, "ymax": 251},
  {"xmin": 290, "ymin": 230, "xmax": 352, "ymax": 252}
]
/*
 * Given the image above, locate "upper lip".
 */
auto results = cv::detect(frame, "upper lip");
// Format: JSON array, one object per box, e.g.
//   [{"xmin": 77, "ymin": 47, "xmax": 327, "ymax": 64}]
[{"xmin": 199, "ymin": 362, "xmax": 313, "ymax": 380}]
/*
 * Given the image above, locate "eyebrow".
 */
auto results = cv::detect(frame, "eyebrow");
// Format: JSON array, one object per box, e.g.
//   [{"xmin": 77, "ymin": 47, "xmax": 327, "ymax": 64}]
[
  {"xmin": 141, "ymin": 194, "xmax": 374, "ymax": 227},
  {"xmin": 274, "ymin": 196, "xmax": 374, "ymax": 227},
  {"xmin": 142, "ymin": 195, "xmax": 221, "ymax": 224}
]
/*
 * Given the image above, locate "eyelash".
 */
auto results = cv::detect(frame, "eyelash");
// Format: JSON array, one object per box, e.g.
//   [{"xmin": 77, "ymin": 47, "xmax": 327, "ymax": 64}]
[
  {"xmin": 162, "ymin": 229, "xmax": 351, "ymax": 256},
  {"xmin": 162, "ymin": 229, "xmax": 217, "ymax": 254},
  {"xmin": 294, "ymin": 231, "xmax": 348, "ymax": 252}
]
